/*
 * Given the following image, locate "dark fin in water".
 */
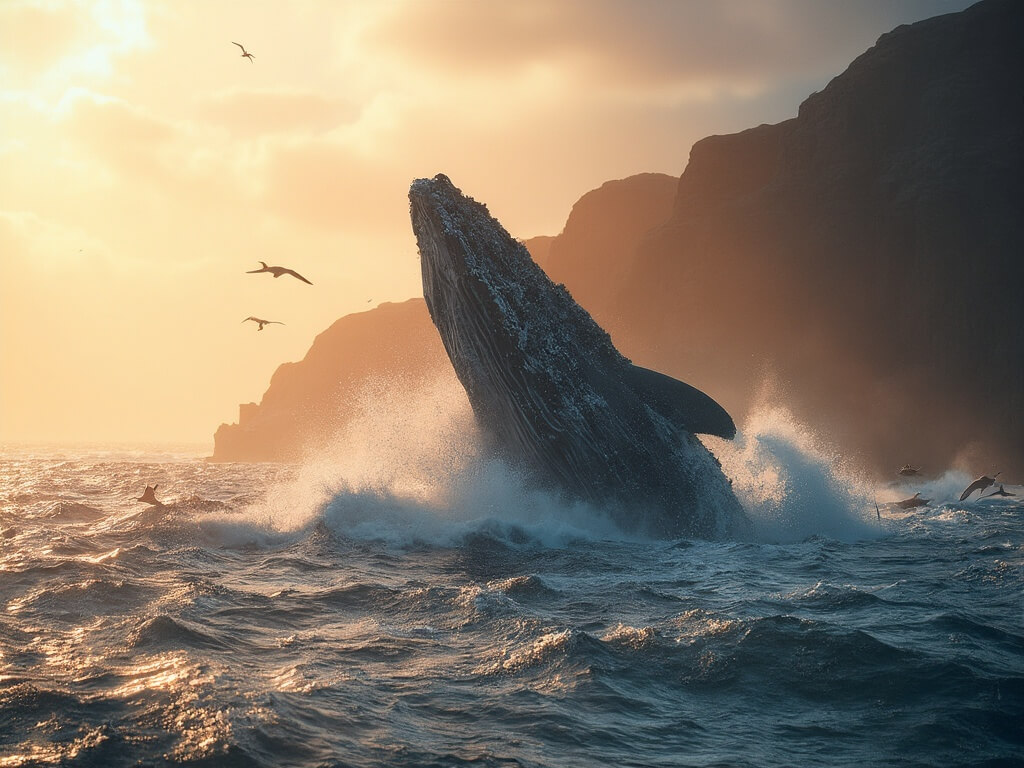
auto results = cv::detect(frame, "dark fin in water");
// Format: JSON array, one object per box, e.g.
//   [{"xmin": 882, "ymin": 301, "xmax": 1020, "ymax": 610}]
[
  {"xmin": 137, "ymin": 485, "xmax": 161, "ymax": 506},
  {"xmin": 626, "ymin": 365, "xmax": 736, "ymax": 440}
]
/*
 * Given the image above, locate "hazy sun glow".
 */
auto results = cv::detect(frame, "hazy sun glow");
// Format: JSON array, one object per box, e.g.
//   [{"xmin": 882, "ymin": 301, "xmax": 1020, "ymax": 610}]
[{"xmin": 0, "ymin": 0, "xmax": 970, "ymax": 444}]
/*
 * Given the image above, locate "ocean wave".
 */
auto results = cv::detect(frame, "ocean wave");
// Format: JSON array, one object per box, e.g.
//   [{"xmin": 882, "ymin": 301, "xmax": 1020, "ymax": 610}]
[
  {"xmin": 38, "ymin": 500, "xmax": 106, "ymax": 521},
  {"xmin": 481, "ymin": 628, "xmax": 593, "ymax": 676},
  {"xmin": 6, "ymin": 578, "xmax": 153, "ymax": 618},
  {"xmin": 705, "ymin": 406, "xmax": 883, "ymax": 544},
  {"xmin": 1, "ymin": 450, "xmax": 1021, "ymax": 767},
  {"xmin": 600, "ymin": 623, "xmax": 658, "ymax": 650},
  {"xmin": 484, "ymin": 574, "xmax": 557, "ymax": 599},
  {"xmin": 777, "ymin": 580, "xmax": 890, "ymax": 610},
  {"xmin": 127, "ymin": 615, "xmax": 227, "ymax": 650}
]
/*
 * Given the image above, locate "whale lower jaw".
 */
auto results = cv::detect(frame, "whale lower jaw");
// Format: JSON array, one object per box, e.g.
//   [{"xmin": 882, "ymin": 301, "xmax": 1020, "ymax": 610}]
[{"xmin": 410, "ymin": 174, "xmax": 750, "ymax": 540}]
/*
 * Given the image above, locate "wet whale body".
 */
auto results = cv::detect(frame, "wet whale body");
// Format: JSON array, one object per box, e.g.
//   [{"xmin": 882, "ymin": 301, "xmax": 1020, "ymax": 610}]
[{"xmin": 409, "ymin": 174, "xmax": 750, "ymax": 539}]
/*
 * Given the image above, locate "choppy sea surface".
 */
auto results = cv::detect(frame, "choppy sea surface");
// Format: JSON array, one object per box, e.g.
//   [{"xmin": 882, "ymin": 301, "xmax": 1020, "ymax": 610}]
[{"xmin": 1, "ymin": 417, "xmax": 1022, "ymax": 767}]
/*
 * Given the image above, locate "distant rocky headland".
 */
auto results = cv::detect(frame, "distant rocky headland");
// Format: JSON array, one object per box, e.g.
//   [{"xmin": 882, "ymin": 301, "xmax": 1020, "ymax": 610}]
[{"xmin": 213, "ymin": 0, "xmax": 1023, "ymax": 478}]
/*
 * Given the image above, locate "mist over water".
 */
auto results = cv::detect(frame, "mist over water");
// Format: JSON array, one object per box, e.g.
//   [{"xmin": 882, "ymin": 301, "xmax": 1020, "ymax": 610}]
[{"xmin": 1, "ymin": 382, "xmax": 1021, "ymax": 766}]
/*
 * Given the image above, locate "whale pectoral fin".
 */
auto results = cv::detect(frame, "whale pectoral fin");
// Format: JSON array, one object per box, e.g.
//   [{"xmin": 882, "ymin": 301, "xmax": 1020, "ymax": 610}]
[{"xmin": 626, "ymin": 365, "xmax": 737, "ymax": 440}]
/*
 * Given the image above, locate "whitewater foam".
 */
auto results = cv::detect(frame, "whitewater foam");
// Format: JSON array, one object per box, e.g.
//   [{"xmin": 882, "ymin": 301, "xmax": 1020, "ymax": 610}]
[
  {"xmin": 202, "ymin": 375, "xmax": 634, "ymax": 548},
  {"xmin": 205, "ymin": 379, "xmax": 925, "ymax": 548},
  {"xmin": 704, "ymin": 406, "xmax": 883, "ymax": 543}
]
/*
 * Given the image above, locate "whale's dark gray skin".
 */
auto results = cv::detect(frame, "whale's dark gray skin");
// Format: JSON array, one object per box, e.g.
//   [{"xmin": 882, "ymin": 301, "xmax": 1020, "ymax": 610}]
[{"xmin": 409, "ymin": 174, "xmax": 750, "ymax": 539}]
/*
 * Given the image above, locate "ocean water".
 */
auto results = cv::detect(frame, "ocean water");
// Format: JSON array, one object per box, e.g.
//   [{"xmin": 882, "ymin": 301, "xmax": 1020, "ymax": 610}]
[{"xmin": 1, "ymin": 408, "xmax": 1022, "ymax": 767}]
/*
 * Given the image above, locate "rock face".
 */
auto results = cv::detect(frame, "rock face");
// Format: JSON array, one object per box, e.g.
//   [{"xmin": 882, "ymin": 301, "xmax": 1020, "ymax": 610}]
[
  {"xmin": 213, "ymin": 0, "xmax": 1022, "ymax": 477},
  {"xmin": 617, "ymin": 0, "xmax": 1024, "ymax": 476},
  {"xmin": 212, "ymin": 300, "xmax": 444, "ymax": 462},
  {"xmin": 410, "ymin": 174, "xmax": 748, "ymax": 539},
  {"xmin": 536, "ymin": 173, "xmax": 678, "ymax": 318}
]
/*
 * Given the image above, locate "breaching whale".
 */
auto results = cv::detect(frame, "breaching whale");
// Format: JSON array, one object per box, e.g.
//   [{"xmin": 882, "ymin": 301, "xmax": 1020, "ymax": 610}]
[{"xmin": 409, "ymin": 174, "xmax": 750, "ymax": 539}]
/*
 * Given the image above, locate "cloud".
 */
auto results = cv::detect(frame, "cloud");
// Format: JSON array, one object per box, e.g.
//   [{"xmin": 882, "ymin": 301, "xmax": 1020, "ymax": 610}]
[
  {"xmin": 71, "ymin": 93, "xmax": 173, "ymax": 148},
  {"xmin": 261, "ymin": 138, "xmax": 408, "ymax": 233},
  {"xmin": 56, "ymin": 93, "xmax": 253, "ymax": 231},
  {"xmin": 0, "ymin": 0, "xmax": 150, "ymax": 92},
  {"xmin": 197, "ymin": 89, "xmax": 360, "ymax": 138},
  {"xmin": 367, "ymin": 0, "xmax": 973, "ymax": 94},
  {"xmin": 0, "ymin": 2, "xmax": 84, "ymax": 77},
  {"xmin": 0, "ymin": 0, "xmax": 978, "ymax": 443},
  {"xmin": 0, "ymin": 210, "xmax": 111, "ymax": 273}
]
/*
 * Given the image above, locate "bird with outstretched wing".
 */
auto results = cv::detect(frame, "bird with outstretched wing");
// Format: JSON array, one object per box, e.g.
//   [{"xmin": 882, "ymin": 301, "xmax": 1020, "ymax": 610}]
[
  {"xmin": 242, "ymin": 316, "xmax": 284, "ymax": 331},
  {"xmin": 233, "ymin": 42, "xmax": 254, "ymax": 61},
  {"xmin": 246, "ymin": 261, "xmax": 313, "ymax": 285}
]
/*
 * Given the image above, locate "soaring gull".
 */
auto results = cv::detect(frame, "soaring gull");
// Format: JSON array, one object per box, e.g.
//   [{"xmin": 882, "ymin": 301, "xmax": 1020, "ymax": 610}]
[
  {"xmin": 247, "ymin": 261, "xmax": 313, "ymax": 285},
  {"xmin": 243, "ymin": 316, "xmax": 284, "ymax": 331},
  {"xmin": 232, "ymin": 42, "xmax": 254, "ymax": 62}
]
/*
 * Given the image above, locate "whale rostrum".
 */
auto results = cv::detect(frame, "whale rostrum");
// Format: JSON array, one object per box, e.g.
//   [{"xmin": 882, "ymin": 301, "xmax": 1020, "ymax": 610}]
[{"xmin": 409, "ymin": 174, "xmax": 750, "ymax": 539}]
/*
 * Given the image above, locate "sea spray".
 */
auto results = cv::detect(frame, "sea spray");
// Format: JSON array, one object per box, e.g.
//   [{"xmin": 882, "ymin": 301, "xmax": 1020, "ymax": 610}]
[
  {"xmin": 209, "ymin": 380, "xmax": 903, "ymax": 547},
  {"xmin": 703, "ymin": 406, "xmax": 882, "ymax": 543},
  {"xmin": 198, "ymin": 373, "xmax": 626, "ymax": 548}
]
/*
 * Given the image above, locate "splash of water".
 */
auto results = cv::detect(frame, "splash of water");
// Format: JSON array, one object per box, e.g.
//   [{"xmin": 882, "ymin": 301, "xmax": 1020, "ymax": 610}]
[
  {"xmin": 214, "ymin": 377, "xmax": 898, "ymax": 547},
  {"xmin": 703, "ymin": 406, "xmax": 882, "ymax": 543},
  {"xmin": 204, "ymin": 373, "xmax": 624, "ymax": 548},
  {"xmin": 315, "ymin": 372, "xmax": 629, "ymax": 547}
]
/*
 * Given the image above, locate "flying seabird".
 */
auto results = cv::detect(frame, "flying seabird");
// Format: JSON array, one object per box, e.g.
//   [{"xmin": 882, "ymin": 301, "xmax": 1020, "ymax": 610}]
[
  {"xmin": 896, "ymin": 492, "xmax": 930, "ymax": 509},
  {"xmin": 898, "ymin": 464, "xmax": 921, "ymax": 476},
  {"xmin": 984, "ymin": 484, "xmax": 1016, "ymax": 498},
  {"xmin": 246, "ymin": 261, "xmax": 313, "ymax": 285},
  {"xmin": 137, "ymin": 484, "xmax": 161, "ymax": 506},
  {"xmin": 243, "ymin": 316, "xmax": 284, "ymax": 331},
  {"xmin": 232, "ymin": 42, "xmax": 254, "ymax": 62},
  {"xmin": 959, "ymin": 472, "xmax": 1000, "ymax": 501}
]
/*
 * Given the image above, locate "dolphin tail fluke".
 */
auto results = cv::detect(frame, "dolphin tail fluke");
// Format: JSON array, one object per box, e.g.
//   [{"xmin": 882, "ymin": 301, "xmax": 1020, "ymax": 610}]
[{"xmin": 626, "ymin": 364, "xmax": 736, "ymax": 440}]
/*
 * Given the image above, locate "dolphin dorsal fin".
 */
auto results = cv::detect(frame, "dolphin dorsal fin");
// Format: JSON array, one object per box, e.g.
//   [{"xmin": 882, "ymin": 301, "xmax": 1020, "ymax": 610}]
[{"xmin": 626, "ymin": 365, "xmax": 736, "ymax": 440}]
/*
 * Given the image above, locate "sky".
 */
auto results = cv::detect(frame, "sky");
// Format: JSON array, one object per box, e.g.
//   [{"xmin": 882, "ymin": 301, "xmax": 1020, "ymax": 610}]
[{"xmin": 0, "ymin": 0, "xmax": 973, "ymax": 446}]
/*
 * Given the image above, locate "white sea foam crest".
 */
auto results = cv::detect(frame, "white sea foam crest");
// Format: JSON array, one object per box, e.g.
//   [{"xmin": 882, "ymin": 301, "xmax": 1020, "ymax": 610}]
[
  {"xmin": 704, "ymin": 405, "xmax": 882, "ymax": 543},
  {"xmin": 486, "ymin": 629, "xmax": 575, "ymax": 674},
  {"xmin": 209, "ymin": 372, "xmax": 627, "ymax": 548},
  {"xmin": 216, "ymin": 377, "xmax": 896, "ymax": 548}
]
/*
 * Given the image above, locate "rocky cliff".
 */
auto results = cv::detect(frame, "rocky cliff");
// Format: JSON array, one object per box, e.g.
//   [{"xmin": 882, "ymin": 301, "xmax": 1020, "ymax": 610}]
[
  {"xmin": 212, "ymin": 300, "xmax": 444, "ymax": 461},
  {"xmin": 616, "ymin": 0, "xmax": 1023, "ymax": 475},
  {"xmin": 536, "ymin": 173, "xmax": 677, "ymax": 321},
  {"xmin": 214, "ymin": 0, "xmax": 1022, "ymax": 476}
]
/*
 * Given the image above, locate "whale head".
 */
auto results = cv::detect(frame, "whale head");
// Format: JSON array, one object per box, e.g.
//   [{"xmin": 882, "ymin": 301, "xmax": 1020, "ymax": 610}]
[{"xmin": 409, "ymin": 174, "xmax": 747, "ymax": 539}]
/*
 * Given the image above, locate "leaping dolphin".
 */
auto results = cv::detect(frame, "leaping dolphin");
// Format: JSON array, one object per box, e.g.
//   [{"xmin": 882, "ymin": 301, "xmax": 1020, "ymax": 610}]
[
  {"xmin": 984, "ymin": 484, "xmax": 1016, "ymax": 498},
  {"xmin": 960, "ymin": 472, "xmax": 1000, "ymax": 501},
  {"xmin": 409, "ymin": 174, "xmax": 749, "ymax": 539},
  {"xmin": 896, "ymin": 492, "xmax": 930, "ymax": 509}
]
